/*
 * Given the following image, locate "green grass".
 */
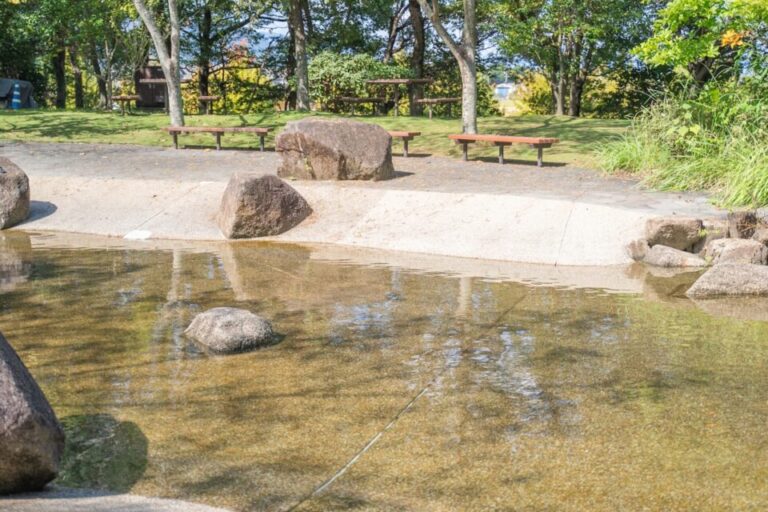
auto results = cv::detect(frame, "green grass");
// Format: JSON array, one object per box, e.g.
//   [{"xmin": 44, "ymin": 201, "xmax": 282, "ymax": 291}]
[{"xmin": 0, "ymin": 110, "xmax": 628, "ymax": 168}]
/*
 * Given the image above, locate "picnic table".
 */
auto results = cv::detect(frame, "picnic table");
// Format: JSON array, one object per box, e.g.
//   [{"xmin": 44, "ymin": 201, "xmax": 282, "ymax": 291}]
[
  {"xmin": 112, "ymin": 95, "xmax": 140, "ymax": 115},
  {"xmin": 365, "ymin": 78, "xmax": 434, "ymax": 117}
]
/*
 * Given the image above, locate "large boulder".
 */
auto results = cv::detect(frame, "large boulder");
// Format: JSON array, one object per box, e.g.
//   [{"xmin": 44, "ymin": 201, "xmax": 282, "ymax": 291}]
[
  {"xmin": 702, "ymin": 238, "xmax": 768, "ymax": 265},
  {"xmin": 751, "ymin": 227, "xmax": 768, "ymax": 246},
  {"xmin": 217, "ymin": 173, "xmax": 311, "ymax": 239},
  {"xmin": 686, "ymin": 264, "xmax": 768, "ymax": 298},
  {"xmin": 185, "ymin": 307, "xmax": 278, "ymax": 354},
  {"xmin": 693, "ymin": 217, "xmax": 729, "ymax": 253},
  {"xmin": 643, "ymin": 245, "xmax": 708, "ymax": 268},
  {"xmin": 0, "ymin": 332, "xmax": 65, "ymax": 494},
  {"xmin": 276, "ymin": 119, "xmax": 395, "ymax": 181},
  {"xmin": 645, "ymin": 217, "xmax": 703, "ymax": 251},
  {"xmin": 0, "ymin": 158, "xmax": 30, "ymax": 229}
]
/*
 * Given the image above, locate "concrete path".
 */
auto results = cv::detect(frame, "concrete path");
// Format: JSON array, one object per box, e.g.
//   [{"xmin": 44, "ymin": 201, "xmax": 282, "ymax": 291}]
[
  {"xmin": 0, "ymin": 140, "xmax": 722, "ymax": 265},
  {"xmin": 1, "ymin": 487, "xmax": 231, "ymax": 512}
]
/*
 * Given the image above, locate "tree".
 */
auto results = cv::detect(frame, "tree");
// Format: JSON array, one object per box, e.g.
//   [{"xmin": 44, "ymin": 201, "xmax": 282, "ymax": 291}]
[
  {"xmin": 417, "ymin": 0, "xmax": 478, "ymax": 133},
  {"xmin": 635, "ymin": 0, "xmax": 768, "ymax": 83},
  {"xmin": 500, "ymin": 0, "xmax": 654, "ymax": 117},
  {"xmin": 133, "ymin": 0, "xmax": 185, "ymax": 126},
  {"xmin": 287, "ymin": 0, "xmax": 309, "ymax": 110}
]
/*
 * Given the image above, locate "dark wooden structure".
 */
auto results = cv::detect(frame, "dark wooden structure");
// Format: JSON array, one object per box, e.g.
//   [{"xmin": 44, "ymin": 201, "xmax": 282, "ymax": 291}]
[
  {"xmin": 134, "ymin": 66, "xmax": 167, "ymax": 109},
  {"xmin": 365, "ymin": 78, "xmax": 434, "ymax": 117}
]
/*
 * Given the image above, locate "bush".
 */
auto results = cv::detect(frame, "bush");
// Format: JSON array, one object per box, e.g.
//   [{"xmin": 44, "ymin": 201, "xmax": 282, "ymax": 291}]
[
  {"xmin": 599, "ymin": 72, "xmax": 768, "ymax": 207},
  {"xmin": 308, "ymin": 52, "xmax": 410, "ymax": 112}
]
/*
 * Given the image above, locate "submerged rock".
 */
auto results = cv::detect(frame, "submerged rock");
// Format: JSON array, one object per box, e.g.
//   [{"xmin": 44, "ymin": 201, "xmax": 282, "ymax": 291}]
[
  {"xmin": 645, "ymin": 217, "xmax": 703, "ymax": 251},
  {"xmin": 686, "ymin": 264, "xmax": 768, "ymax": 298},
  {"xmin": 643, "ymin": 245, "xmax": 708, "ymax": 268},
  {"xmin": 276, "ymin": 119, "xmax": 395, "ymax": 181},
  {"xmin": 0, "ymin": 158, "xmax": 30, "ymax": 229},
  {"xmin": 0, "ymin": 332, "xmax": 65, "ymax": 494},
  {"xmin": 217, "ymin": 173, "xmax": 312, "ymax": 239},
  {"xmin": 702, "ymin": 238, "xmax": 768, "ymax": 265},
  {"xmin": 185, "ymin": 307, "xmax": 278, "ymax": 354}
]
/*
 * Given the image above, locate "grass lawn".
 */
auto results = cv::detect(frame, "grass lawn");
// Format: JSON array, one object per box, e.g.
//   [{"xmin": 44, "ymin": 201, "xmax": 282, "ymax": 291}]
[{"xmin": 0, "ymin": 110, "xmax": 629, "ymax": 168}]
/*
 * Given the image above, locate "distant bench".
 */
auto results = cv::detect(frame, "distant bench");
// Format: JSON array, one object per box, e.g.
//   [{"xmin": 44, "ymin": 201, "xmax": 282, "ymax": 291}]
[
  {"xmin": 334, "ymin": 97, "xmax": 386, "ymax": 115},
  {"xmin": 414, "ymin": 97, "xmax": 460, "ymax": 119},
  {"xmin": 448, "ymin": 134, "xmax": 560, "ymax": 167},
  {"xmin": 163, "ymin": 126, "xmax": 271, "ymax": 151},
  {"xmin": 388, "ymin": 131, "xmax": 421, "ymax": 157}
]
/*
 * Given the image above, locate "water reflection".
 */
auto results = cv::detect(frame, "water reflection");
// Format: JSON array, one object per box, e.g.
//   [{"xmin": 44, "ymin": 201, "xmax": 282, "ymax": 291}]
[{"xmin": 1, "ymin": 235, "xmax": 767, "ymax": 511}]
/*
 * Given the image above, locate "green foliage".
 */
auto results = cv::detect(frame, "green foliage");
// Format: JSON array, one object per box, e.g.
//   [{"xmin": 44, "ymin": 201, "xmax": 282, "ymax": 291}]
[
  {"xmin": 308, "ymin": 51, "xmax": 410, "ymax": 112},
  {"xmin": 599, "ymin": 68, "xmax": 768, "ymax": 206}
]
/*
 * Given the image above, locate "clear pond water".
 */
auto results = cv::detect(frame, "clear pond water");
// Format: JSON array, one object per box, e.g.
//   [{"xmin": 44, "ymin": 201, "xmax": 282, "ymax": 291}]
[{"xmin": 1, "ymin": 232, "xmax": 767, "ymax": 511}]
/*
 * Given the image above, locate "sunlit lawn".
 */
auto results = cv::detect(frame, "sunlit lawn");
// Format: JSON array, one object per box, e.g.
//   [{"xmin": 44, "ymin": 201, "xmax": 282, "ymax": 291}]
[{"xmin": 0, "ymin": 109, "xmax": 629, "ymax": 168}]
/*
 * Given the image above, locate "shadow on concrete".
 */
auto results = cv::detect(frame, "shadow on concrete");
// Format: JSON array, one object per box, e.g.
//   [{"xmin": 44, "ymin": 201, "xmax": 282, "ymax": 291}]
[
  {"xmin": 56, "ymin": 414, "xmax": 148, "ymax": 493},
  {"xmin": 23, "ymin": 201, "xmax": 58, "ymax": 223}
]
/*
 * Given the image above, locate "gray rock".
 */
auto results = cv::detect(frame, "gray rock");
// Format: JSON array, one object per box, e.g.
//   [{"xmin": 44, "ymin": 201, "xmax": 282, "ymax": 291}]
[
  {"xmin": 276, "ymin": 119, "xmax": 395, "ymax": 181},
  {"xmin": 686, "ymin": 264, "xmax": 768, "ymax": 298},
  {"xmin": 626, "ymin": 239, "xmax": 649, "ymax": 261},
  {"xmin": 751, "ymin": 227, "xmax": 768, "ymax": 246},
  {"xmin": 693, "ymin": 217, "xmax": 728, "ymax": 253},
  {"xmin": 0, "ymin": 158, "xmax": 30, "ymax": 229},
  {"xmin": 702, "ymin": 238, "xmax": 768, "ymax": 265},
  {"xmin": 185, "ymin": 307, "xmax": 278, "ymax": 354},
  {"xmin": 645, "ymin": 217, "xmax": 703, "ymax": 251},
  {"xmin": 727, "ymin": 210, "xmax": 758, "ymax": 238},
  {"xmin": 217, "ymin": 174, "xmax": 311, "ymax": 239},
  {"xmin": 644, "ymin": 245, "xmax": 708, "ymax": 268},
  {"xmin": 0, "ymin": 332, "xmax": 65, "ymax": 494}
]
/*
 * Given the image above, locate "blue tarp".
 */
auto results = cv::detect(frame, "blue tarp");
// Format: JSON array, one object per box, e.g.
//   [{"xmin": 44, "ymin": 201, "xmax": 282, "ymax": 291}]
[{"xmin": 0, "ymin": 79, "xmax": 36, "ymax": 108}]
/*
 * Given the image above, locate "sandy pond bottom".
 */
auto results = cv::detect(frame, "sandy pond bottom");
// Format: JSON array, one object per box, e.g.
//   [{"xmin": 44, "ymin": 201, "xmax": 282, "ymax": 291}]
[{"xmin": 1, "ymin": 231, "xmax": 767, "ymax": 511}]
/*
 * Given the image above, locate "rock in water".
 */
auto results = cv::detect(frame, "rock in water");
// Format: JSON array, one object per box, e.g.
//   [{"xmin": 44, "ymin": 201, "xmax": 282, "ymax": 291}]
[
  {"xmin": 645, "ymin": 217, "xmax": 703, "ymax": 251},
  {"xmin": 0, "ymin": 332, "xmax": 65, "ymax": 494},
  {"xmin": 686, "ymin": 264, "xmax": 768, "ymax": 298},
  {"xmin": 0, "ymin": 158, "xmax": 30, "ymax": 229},
  {"xmin": 185, "ymin": 307, "xmax": 278, "ymax": 354},
  {"xmin": 643, "ymin": 245, "xmax": 708, "ymax": 268},
  {"xmin": 276, "ymin": 119, "xmax": 395, "ymax": 181},
  {"xmin": 702, "ymin": 238, "xmax": 768, "ymax": 265},
  {"xmin": 217, "ymin": 174, "xmax": 312, "ymax": 239}
]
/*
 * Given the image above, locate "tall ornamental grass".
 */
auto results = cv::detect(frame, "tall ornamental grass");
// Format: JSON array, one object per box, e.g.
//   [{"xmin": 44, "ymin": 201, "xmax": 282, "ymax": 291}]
[{"xmin": 599, "ymin": 72, "xmax": 768, "ymax": 207}]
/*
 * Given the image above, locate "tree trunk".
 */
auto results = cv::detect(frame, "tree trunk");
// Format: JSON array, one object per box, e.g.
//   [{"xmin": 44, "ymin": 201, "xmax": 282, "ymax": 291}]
[
  {"xmin": 91, "ymin": 51, "xmax": 109, "ymax": 109},
  {"xmin": 408, "ymin": 0, "xmax": 425, "ymax": 116},
  {"xmin": 289, "ymin": 0, "xmax": 310, "ymax": 111},
  {"xmin": 555, "ymin": 41, "xmax": 567, "ymax": 115},
  {"xmin": 568, "ymin": 78, "xmax": 584, "ymax": 117},
  {"xmin": 198, "ymin": 7, "xmax": 213, "ymax": 112},
  {"xmin": 417, "ymin": 0, "xmax": 477, "ymax": 133},
  {"xmin": 69, "ymin": 47, "xmax": 85, "ymax": 109},
  {"xmin": 285, "ymin": 20, "xmax": 297, "ymax": 110},
  {"xmin": 133, "ymin": 0, "xmax": 184, "ymax": 126},
  {"xmin": 53, "ymin": 48, "xmax": 67, "ymax": 109}
]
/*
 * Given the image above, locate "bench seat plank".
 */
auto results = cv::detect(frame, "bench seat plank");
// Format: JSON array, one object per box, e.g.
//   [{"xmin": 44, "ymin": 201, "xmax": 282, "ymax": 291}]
[
  {"xmin": 163, "ymin": 126, "xmax": 271, "ymax": 151},
  {"xmin": 388, "ymin": 131, "xmax": 421, "ymax": 157}
]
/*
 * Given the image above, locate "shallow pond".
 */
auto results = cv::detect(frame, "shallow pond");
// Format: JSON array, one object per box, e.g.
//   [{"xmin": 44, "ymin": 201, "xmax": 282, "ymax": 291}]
[{"xmin": 1, "ymin": 232, "xmax": 767, "ymax": 511}]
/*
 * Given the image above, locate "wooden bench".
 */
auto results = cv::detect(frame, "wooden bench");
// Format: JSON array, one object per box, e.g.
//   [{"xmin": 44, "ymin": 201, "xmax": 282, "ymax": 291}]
[
  {"xmin": 113, "ymin": 95, "xmax": 140, "ymax": 115},
  {"xmin": 388, "ymin": 131, "xmax": 421, "ymax": 157},
  {"xmin": 334, "ymin": 97, "xmax": 385, "ymax": 115},
  {"xmin": 163, "ymin": 126, "xmax": 271, "ymax": 151},
  {"xmin": 198, "ymin": 95, "xmax": 221, "ymax": 114},
  {"xmin": 415, "ymin": 97, "xmax": 460, "ymax": 119},
  {"xmin": 448, "ymin": 134, "xmax": 560, "ymax": 167}
]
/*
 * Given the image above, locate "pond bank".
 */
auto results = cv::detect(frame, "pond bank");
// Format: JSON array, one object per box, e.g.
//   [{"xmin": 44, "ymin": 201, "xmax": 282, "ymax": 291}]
[{"xmin": 0, "ymin": 140, "xmax": 721, "ymax": 266}]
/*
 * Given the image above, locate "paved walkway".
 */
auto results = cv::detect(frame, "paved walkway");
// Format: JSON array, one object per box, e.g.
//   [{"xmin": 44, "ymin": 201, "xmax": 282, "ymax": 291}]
[{"xmin": 0, "ymin": 140, "xmax": 722, "ymax": 265}]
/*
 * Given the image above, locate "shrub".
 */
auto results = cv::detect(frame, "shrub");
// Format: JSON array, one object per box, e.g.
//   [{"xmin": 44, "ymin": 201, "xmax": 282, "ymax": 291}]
[{"xmin": 599, "ymin": 72, "xmax": 768, "ymax": 206}]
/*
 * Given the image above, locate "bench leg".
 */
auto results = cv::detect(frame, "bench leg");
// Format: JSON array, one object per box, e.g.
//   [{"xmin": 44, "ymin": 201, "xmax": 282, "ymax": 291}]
[
  {"xmin": 259, "ymin": 135, "xmax": 265, "ymax": 152},
  {"xmin": 428, "ymin": 105, "xmax": 433, "ymax": 120},
  {"xmin": 498, "ymin": 144, "xmax": 504, "ymax": 165},
  {"xmin": 215, "ymin": 133, "xmax": 221, "ymax": 151},
  {"xmin": 537, "ymin": 146, "xmax": 543, "ymax": 167},
  {"xmin": 172, "ymin": 133, "xmax": 178, "ymax": 149},
  {"xmin": 403, "ymin": 138, "xmax": 409, "ymax": 158},
  {"xmin": 462, "ymin": 142, "xmax": 469, "ymax": 161}
]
